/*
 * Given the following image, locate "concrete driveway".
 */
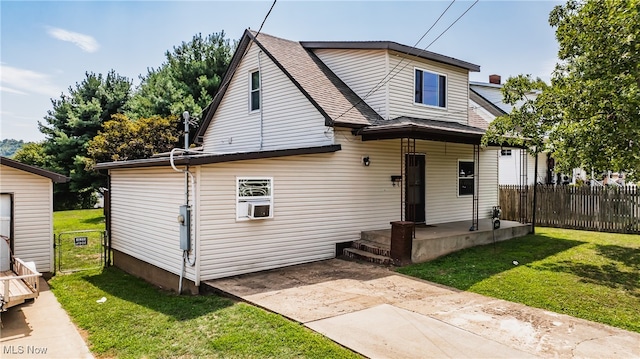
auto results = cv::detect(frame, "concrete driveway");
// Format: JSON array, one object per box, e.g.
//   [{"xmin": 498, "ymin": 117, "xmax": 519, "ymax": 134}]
[
  {"xmin": 1, "ymin": 278, "xmax": 93, "ymax": 359},
  {"xmin": 206, "ymin": 259, "xmax": 640, "ymax": 359}
]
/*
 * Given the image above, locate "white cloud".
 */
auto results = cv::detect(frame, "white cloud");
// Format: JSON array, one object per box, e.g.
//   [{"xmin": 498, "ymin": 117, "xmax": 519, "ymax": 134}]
[
  {"xmin": 47, "ymin": 27, "xmax": 99, "ymax": 53},
  {"xmin": 0, "ymin": 86, "xmax": 27, "ymax": 95},
  {"xmin": 0, "ymin": 64, "xmax": 61, "ymax": 97}
]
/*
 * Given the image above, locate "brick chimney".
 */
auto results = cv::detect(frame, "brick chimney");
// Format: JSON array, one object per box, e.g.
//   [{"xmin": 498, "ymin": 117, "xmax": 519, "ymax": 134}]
[{"xmin": 489, "ymin": 74, "xmax": 501, "ymax": 85}]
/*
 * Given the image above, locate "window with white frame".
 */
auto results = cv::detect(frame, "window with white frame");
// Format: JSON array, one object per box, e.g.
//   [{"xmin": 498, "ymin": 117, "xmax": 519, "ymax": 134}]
[
  {"xmin": 458, "ymin": 160, "xmax": 474, "ymax": 196},
  {"xmin": 500, "ymin": 149, "xmax": 512, "ymax": 156},
  {"xmin": 414, "ymin": 68, "xmax": 446, "ymax": 108},
  {"xmin": 250, "ymin": 70, "xmax": 260, "ymax": 112},
  {"xmin": 236, "ymin": 177, "xmax": 273, "ymax": 220}
]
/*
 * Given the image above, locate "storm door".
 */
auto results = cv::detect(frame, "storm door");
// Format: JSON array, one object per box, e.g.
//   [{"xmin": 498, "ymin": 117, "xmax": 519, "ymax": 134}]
[{"xmin": 405, "ymin": 154, "xmax": 426, "ymax": 223}]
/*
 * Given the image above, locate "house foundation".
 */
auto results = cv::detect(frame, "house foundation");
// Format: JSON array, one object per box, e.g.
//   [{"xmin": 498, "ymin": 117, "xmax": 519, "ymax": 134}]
[
  {"xmin": 349, "ymin": 220, "xmax": 531, "ymax": 264},
  {"xmin": 112, "ymin": 249, "xmax": 199, "ymax": 295}
]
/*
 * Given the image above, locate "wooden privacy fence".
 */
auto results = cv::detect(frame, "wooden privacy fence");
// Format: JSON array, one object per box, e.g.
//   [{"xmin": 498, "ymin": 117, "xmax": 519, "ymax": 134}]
[{"xmin": 499, "ymin": 185, "xmax": 640, "ymax": 234}]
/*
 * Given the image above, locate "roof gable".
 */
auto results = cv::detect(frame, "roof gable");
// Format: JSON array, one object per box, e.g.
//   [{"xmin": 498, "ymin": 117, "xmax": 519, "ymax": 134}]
[
  {"xmin": 0, "ymin": 156, "xmax": 69, "ymax": 183},
  {"xmin": 195, "ymin": 30, "xmax": 384, "ymax": 143}
]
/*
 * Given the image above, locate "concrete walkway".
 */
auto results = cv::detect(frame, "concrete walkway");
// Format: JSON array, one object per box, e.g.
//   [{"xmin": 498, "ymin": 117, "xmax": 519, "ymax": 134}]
[
  {"xmin": 1, "ymin": 278, "xmax": 93, "ymax": 359},
  {"xmin": 207, "ymin": 259, "xmax": 640, "ymax": 359}
]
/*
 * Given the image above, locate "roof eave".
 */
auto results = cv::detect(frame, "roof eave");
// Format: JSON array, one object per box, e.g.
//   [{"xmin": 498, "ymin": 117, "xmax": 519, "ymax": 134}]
[
  {"xmin": 469, "ymin": 88, "xmax": 507, "ymax": 118},
  {"xmin": 94, "ymin": 144, "xmax": 342, "ymax": 170},
  {"xmin": 0, "ymin": 156, "xmax": 70, "ymax": 183},
  {"xmin": 359, "ymin": 125, "xmax": 483, "ymax": 145},
  {"xmin": 301, "ymin": 41, "xmax": 480, "ymax": 72},
  {"xmin": 194, "ymin": 29, "xmax": 254, "ymax": 144}
]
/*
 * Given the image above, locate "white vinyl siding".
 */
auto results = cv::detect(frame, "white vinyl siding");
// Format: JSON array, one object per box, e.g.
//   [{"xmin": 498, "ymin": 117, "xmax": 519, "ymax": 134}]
[
  {"xmin": 198, "ymin": 130, "xmax": 401, "ymax": 279},
  {"xmin": 108, "ymin": 131, "xmax": 498, "ymax": 281},
  {"xmin": 202, "ymin": 42, "xmax": 333, "ymax": 154},
  {"xmin": 388, "ymin": 51, "xmax": 469, "ymax": 124},
  {"xmin": 421, "ymin": 142, "xmax": 498, "ymax": 224},
  {"xmin": 196, "ymin": 130, "xmax": 498, "ymax": 280},
  {"xmin": 0, "ymin": 165, "xmax": 53, "ymax": 272},
  {"xmin": 498, "ymin": 149, "xmax": 548, "ymax": 185},
  {"xmin": 313, "ymin": 49, "xmax": 388, "ymax": 119},
  {"xmin": 109, "ymin": 167, "xmax": 196, "ymax": 281}
]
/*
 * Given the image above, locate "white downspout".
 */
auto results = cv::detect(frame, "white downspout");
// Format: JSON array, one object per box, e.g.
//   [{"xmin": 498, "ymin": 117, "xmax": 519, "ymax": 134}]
[{"xmin": 258, "ymin": 50, "xmax": 264, "ymax": 150}]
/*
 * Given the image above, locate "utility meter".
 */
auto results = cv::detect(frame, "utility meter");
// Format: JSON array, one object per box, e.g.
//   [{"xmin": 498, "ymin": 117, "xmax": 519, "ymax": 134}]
[{"xmin": 178, "ymin": 205, "xmax": 191, "ymax": 250}]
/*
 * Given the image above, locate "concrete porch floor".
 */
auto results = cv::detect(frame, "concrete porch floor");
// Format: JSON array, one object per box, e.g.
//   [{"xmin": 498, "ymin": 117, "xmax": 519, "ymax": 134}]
[{"xmin": 361, "ymin": 219, "xmax": 531, "ymax": 263}]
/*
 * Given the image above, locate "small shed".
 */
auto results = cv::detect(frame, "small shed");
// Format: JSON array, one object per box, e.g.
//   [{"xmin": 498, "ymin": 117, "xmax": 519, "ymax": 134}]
[{"xmin": 0, "ymin": 157, "xmax": 69, "ymax": 276}]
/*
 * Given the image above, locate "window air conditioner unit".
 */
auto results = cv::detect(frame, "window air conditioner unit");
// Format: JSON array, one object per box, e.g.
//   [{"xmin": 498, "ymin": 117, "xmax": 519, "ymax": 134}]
[{"xmin": 247, "ymin": 201, "xmax": 271, "ymax": 219}]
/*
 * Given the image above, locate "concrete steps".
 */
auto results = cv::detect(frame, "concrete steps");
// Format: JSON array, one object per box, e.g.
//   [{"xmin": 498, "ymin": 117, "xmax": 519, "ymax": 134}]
[
  {"xmin": 343, "ymin": 248, "xmax": 392, "ymax": 266},
  {"xmin": 351, "ymin": 240, "xmax": 390, "ymax": 257},
  {"xmin": 342, "ymin": 230, "xmax": 393, "ymax": 265}
]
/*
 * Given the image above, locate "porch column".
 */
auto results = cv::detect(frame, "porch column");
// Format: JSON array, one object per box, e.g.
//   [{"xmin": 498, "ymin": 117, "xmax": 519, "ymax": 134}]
[{"xmin": 470, "ymin": 143, "xmax": 480, "ymax": 231}]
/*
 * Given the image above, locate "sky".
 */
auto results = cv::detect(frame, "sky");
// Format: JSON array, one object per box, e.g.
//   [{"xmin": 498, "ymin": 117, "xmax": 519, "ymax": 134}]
[{"xmin": 1, "ymin": 0, "xmax": 561, "ymax": 142}]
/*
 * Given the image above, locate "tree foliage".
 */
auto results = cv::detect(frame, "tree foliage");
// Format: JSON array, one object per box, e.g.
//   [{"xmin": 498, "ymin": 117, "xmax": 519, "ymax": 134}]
[
  {"xmin": 484, "ymin": 0, "xmax": 640, "ymax": 178},
  {"xmin": 87, "ymin": 114, "xmax": 181, "ymax": 163},
  {"xmin": 12, "ymin": 142, "xmax": 50, "ymax": 168},
  {"xmin": 126, "ymin": 31, "xmax": 234, "ymax": 120},
  {"xmin": 0, "ymin": 139, "xmax": 25, "ymax": 157},
  {"xmin": 39, "ymin": 70, "xmax": 132, "ymax": 209},
  {"xmin": 482, "ymin": 75, "xmax": 550, "ymax": 155}
]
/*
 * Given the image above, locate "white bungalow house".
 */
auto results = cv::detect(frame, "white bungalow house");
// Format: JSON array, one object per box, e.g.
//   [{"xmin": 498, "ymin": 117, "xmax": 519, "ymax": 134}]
[
  {"xmin": 0, "ymin": 156, "xmax": 69, "ymax": 277},
  {"xmin": 468, "ymin": 76, "xmax": 551, "ymax": 185},
  {"xmin": 96, "ymin": 30, "xmax": 516, "ymax": 293}
]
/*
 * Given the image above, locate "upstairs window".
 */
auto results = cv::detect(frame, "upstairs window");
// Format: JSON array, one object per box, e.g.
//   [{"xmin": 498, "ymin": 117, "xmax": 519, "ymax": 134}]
[
  {"xmin": 250, "ymin": 70, "xmax": 260, "ymax": 112},
  {"xmin": 415, "ymin": 69, "xmax": 446, "ymax": 108}
]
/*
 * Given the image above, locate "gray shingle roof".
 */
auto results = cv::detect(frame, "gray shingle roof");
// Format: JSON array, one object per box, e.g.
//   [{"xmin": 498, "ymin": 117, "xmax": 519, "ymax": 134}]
[{"xmin": 248, "ymin": 31, "xmax": 383, "ymax": 127}]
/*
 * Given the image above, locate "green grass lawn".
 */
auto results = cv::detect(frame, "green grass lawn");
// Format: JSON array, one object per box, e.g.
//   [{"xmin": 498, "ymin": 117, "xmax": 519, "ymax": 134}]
[
  {"xmin": 50, "ymin": 268, "xmax": 359, "ymax": 358},
  {"xmin": 54, "ymin": 209, "xmax": 106, "ymax": 271},
  {"xmin": 51, "ymin": 209, "xmax": 359, "ymax": 358},
  {"xmin": 397, "ymin": 227, "xmax": 640, "ymax": 333}
]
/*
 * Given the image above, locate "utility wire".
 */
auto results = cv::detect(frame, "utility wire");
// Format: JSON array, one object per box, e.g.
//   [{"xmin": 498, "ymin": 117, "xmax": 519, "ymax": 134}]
[
  {"xmin": 332, "ymin": 0, "xmax": 479, "ymax": 123},
  {"xmin": 192, "ymin": 0, "xmax": 277, "ymax": 124},
  {"xmin": 257, "ymin": 0, "xmax": 277, "ymax": 36},
  {"xmin": 358, "ymin": 0, "xmax": 456, "ymax": 104}
]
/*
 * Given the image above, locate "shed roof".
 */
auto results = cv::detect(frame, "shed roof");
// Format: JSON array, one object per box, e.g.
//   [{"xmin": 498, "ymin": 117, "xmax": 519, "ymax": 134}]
[{"xmin": 0, "ymin": 156, "xmax": 70, "ymax": 183}]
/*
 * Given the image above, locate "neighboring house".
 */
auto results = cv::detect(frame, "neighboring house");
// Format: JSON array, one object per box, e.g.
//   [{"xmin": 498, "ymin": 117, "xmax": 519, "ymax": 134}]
[
  {"xmin": 96, "ymin": 30, "xmax": 504, "ymax": 292},
  {"xmin": 0, "ymin": 157, "xmax": 69, "ymax": 277},
  {"xmin": 469, "ymin": 77, "xmax": 550, "ymax": 185}
]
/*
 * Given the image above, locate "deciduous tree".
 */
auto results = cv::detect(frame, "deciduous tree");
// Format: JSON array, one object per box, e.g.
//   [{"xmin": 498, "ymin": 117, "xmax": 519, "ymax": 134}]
[
  {"xmin": 87, "ymin": 114, "xmax": 180, "ymax": 163},
  {"xmin": 484, "ymin": 0, "xmax": 640, "ymax": 179}
]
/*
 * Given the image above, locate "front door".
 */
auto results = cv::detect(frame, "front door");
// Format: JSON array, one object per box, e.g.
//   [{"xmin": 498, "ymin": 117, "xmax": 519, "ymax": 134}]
[{"xmin": 405, "ymin": 154, "xmax": 425, "ymax": 223}]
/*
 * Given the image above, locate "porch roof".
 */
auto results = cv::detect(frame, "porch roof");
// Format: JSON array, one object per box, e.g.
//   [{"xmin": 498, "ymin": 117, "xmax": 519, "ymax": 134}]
[{"xmin": 357, "ymin": 117, "xmax": 485, "ymax": 145}]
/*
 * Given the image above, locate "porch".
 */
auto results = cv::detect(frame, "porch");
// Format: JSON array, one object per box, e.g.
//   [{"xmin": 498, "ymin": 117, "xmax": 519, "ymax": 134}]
[{"xmin": 343, "ymin": 219, "xmax": 531, "ymax": 265}]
